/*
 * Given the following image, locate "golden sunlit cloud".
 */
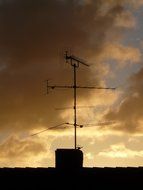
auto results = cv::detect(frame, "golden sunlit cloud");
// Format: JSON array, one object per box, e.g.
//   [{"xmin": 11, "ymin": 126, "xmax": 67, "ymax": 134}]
[
  {"xmin": 96, "ymin": 43, "xmax": 141, "ymax": 66},
  {"xmin": 99, "ymin": 143, "xmax": 143, "ymax": 158},
  {"xmin": 0, "ymin": 135, "xmax": 48, "ymax": 167}
]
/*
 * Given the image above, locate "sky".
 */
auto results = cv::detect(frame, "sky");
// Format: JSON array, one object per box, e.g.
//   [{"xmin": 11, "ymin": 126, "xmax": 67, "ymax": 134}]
[{"xmin": 1, "ymin": 0, "xmax": 143, "ymax": 167}]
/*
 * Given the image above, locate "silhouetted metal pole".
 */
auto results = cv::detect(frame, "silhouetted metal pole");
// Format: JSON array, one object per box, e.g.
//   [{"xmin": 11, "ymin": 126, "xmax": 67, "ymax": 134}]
[{"xmin": 74, "ymin": 64, "xmax": 77, "ymax": 149}]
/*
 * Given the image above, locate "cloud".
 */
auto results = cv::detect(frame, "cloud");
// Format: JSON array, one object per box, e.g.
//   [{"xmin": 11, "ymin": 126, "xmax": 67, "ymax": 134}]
[
  {"xmin": 60, "ymin": 89, "xmax": 120, "ymax": 125},
  {"xmin": 0, "ymin": 0, "xmax": 141, "ymax": 134},
  {"xmin": 0, "ymin": 134, "xmax": 50, "ymax": 167},
  {"xmin": 0, "ymin": 135, "xmax": 46, "ymax": 158},
  {"xmin": 98, "ymin": 143, "xmax": 143, "ymax": 158},
  {"xmin": 128, "ymin": 0, "xmax": 143, "ymax": 9},
  {"xmin": 114, "ymin": 10, "xmax": 136, "ymax": 28},
  {"xmin": 85, "ymin": 152, "xmax": 94, "ymax": 160},
  {"xmin": 104, "ymin": 68, "xmax": 143, "ymax": 133},
  {"xmin": 97, "ymin": 43, "xmax": 141, "ymax": 65},
  {"xmin": 98, "ymin": 0, "xmax": 143, "ymax": 10}
]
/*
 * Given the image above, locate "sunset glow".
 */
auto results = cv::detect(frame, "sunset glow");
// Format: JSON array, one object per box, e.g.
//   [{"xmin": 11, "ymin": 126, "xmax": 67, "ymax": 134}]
[{"xmin": 0, "ymin": 0, "xmax": 143, "ymax": 167}]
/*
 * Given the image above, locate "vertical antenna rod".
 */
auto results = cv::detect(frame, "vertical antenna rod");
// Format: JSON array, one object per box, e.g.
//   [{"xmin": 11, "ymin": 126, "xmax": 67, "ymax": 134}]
[
  {"xmin": 65, "ymin": 51, "xmax": 88, "ymax": 149},
  {"xmin": 74, "ymin": 63, "xmax": 77, "ymax": 149}
]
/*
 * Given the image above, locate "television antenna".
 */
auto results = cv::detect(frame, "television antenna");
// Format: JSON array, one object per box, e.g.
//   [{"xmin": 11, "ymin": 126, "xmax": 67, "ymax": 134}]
[{"xmin": 45, "ymin": 51, "xmax": 116, "ymax": 149}]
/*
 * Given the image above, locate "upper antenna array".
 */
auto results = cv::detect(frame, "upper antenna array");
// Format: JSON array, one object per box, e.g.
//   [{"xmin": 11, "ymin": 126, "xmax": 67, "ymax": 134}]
[{"xmin": 65, "ymin": 51, "xmax": 89, "ymax": 67}]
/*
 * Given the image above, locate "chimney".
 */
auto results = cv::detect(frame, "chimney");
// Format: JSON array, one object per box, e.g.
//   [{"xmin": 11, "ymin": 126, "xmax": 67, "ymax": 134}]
[{"xmin": 55, "ymin": 148, "xmax": 83, "ymax": 169}]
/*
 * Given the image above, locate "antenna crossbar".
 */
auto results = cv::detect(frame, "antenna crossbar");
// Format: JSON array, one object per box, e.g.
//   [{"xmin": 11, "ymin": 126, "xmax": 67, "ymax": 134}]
[
  {"xmin": 76, "ymin": 86, "xmax": 116, "ymax": 90},
  {"xmin": 47, "ymin": 85, "xmax": 73, "ymax": 89},
  {"xmin": 47, "ymin": 84, "xmax": 116, "ymax": 90}
]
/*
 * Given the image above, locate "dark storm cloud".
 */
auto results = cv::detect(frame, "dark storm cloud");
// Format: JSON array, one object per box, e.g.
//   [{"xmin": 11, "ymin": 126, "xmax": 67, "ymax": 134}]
[{"xmin": 0, "ymin": 0, "xmax": 139, "ymax": 132}]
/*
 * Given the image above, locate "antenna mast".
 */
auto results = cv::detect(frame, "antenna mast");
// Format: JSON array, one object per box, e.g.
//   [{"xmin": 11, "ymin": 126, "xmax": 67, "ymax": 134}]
[
  {"xmin": 46, "ymin": 51, "xmax": 116, "ymax": 149},
  {"xmin": 65, "ymin": 51, "xmax": 89, "ymax": 149}
]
